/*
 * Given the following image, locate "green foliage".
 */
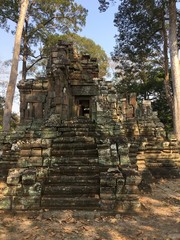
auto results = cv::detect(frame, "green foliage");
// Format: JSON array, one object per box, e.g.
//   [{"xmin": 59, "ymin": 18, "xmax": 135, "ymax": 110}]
[
  {"xmin": 43, "ymin": 33, "xmax": 108, "ymax": 77},
  {"xmin": 152, "ymin": 92, "xmax": 173, "ymax": 132},
  {"xmin": 112, "ymin": 0, "xmax": 163, "ymax": 63},
  {"xmin": 115, "ymin": 58, "xmax": 173, "ymax": 130},
  {"xmin": 98, "ymin": 0, "xmax": 118, "ymax": 12},
  {"xmin": 99, "ymin": 0, "xmax": 174, "ymax": 131},
  {"xmin": 0, "ymin": 0, "xmax": 88, "ymax": 77}
]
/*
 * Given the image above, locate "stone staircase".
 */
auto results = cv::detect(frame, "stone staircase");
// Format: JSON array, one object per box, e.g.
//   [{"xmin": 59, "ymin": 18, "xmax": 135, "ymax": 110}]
[{"xmin": 41, "ymin": 118, "xmax": 101, "ymax": 210}]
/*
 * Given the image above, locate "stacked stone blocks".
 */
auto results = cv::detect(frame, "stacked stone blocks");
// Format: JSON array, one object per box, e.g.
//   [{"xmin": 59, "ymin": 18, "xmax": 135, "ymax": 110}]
[{"xmin": 0, "ymin": 40, "xmax": 179, "ymax": 211}]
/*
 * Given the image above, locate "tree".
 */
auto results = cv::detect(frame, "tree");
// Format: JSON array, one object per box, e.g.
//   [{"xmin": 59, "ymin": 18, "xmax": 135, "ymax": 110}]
[
  {"xmin": 0, "ymin": 0, "xmax": 88, "ymax": 80},
  {"xmin": 2, "ymin": 0, "xmax": 29, "ymax": 132},
  {"xmin": 42, "ymin": 33, "xmax": 108, "ymax": 78},
  {"xmin": 0, "ymin": 96, "xmax": 4, "ymax": 130},
  {"xmin": 113, "ymin": 0, "xmax": 173, "ymax": 109},
  {"xmin": 98, "ymin": 0, "xmax": 180, "ymax": 139},
  {"xmin": 169, "ymin": 0, "xmax": 180, "ymax": 139},
  {"xmin": 0, "ymin": 96, "xmax": 19, "ymax": 131}
]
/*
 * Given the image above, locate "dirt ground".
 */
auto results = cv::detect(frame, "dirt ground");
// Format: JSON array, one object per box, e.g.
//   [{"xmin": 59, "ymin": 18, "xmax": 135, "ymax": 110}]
[{"xmin": 0, "ymin": 178, "xmax": 179, "ymax": 240}]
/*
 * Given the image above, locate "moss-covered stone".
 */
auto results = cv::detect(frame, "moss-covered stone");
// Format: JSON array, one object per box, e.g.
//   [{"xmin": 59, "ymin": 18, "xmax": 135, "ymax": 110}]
[{"xmin": 0, "ymin": 196, "xmax": 11, "ymax": 210}]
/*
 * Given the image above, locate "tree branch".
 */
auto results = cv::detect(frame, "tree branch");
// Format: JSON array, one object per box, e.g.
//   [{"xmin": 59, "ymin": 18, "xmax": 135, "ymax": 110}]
[{"xmin": 26, "ymin": 55, "xmax": 45, "ymax": 71}]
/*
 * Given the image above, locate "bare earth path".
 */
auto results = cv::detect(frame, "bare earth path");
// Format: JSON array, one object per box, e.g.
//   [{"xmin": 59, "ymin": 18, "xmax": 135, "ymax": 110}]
[{"xmin": 0, "ymin": 179, "xmax": 179, "ymax": 240}]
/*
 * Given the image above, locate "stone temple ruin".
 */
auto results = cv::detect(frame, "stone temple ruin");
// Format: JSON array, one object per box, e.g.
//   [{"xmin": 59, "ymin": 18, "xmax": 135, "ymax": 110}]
[{"xmin": 0, "ymin": 41, "xmax": 179, "ymax": 211}]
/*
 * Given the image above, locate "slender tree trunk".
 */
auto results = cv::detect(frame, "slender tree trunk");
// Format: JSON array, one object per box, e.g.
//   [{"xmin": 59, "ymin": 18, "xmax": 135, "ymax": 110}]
[
  {"xmin": 162, "ymin": 14, "xmax": 173, "ymax": 113},
  {"xmin": 169, "ymin": 0, "xmax": 180, "ymax": 140},
  {"xmin": 22, "ymin": 19, "xmax": 28, "ymax": 81},
  {"xmin": 2, "ymin": 0, "xmax": 29, "ymax": 131}
]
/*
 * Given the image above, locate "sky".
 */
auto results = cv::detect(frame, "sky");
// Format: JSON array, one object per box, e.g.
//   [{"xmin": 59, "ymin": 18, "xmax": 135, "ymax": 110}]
[
  {"xmin": 75, "ymin": 0, "xmax": 118, "ymax": 56},
  {"xmin": 0, "ymin": 0, "xmax": 118, "ymax": 61}
]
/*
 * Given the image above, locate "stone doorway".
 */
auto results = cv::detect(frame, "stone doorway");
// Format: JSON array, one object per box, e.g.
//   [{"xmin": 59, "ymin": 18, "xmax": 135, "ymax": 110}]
[{"xmin": 76, "ymin": 97, "xmax": 91, "ymax": 118}]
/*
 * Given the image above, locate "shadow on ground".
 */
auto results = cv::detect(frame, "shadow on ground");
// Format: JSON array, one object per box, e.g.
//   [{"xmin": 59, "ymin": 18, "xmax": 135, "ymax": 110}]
[{"xmin": 0, "ymin": 178, "xmax": 179, "ymax": 240}]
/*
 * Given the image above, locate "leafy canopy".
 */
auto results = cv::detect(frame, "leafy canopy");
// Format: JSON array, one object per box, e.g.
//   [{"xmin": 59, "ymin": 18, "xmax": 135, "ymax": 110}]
[
  {"xmin": 98, "ymin": 0, "xmax": 174, "ymax": 130},
  {"xmin": 0, "ymin": 0, "xmax": 88, "ymax": 78},
  {"xmin": 43, "ymin": 33, "xmax": 108, "ymax": 78}
]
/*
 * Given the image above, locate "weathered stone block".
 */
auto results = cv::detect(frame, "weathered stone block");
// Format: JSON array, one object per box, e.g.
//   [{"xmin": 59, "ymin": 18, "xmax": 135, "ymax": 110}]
[
  {"xmin": 7, "ymin": 184, "xmax": 23, "ymax": 196},
  {"xmin": 31, "ymin": 148, "xmax": 42, "ymax": 156},
  {"xmin": 0, "ymin": 182, "xmax": 9, "ymax": 195},
  {"xmin": 42, "ymin": 148, "xmax": 51, "ymax": 157},
  {"xmin": 120, "ymin": 155, "xmax": 130, "ymax": 165},
  {"xmin": 23, "ymin": 183, "xmax": 42, "ymax": 196},
  {"xmin": 118, "ymin": 146, "xmax": 129, "ymax": 155},
  {"xmin": 17, "ymin": 157, "xmax": 30, "ymax": 167},
  {"xmin": 100, "ymin": 193, "xmax": 116, "ymax": 200},
  {"xmin": 100, "ymin": 177, "xmax": 117, "ymax": 187},
  {"xmin": 20, "ymin": 149, "xmax": 31, "ymax": 157},
  {"xmin": 41, "ymin": 131, "xmax": 57, "ymax": 139},
  {"xmin": 7, "ymin": 169, "xmax": 24, "ymax": 185},
  {"xmin": 28, "ymin": 157, "xmax": 43, "ymax": 166},
  {"xmin": 98, "ymin": 157, "xmax": 112, "ymax": 166},
  {"xmin": 43, "ymin": 157, "xmax": 50, "ymax": 166},
  {"xmin": 41, "ymin": 139, "xmax": 52, "ymax": 147},
  {"xmin": 98, "ymin": 148, "xmax": 111, "ymax": 165},
  {"xmin": 22, "ymin": 170, "xmax": 36, "ymax": 185},
  {"xmin": 7, "ymin": 174, "xmax": 20, "ymax": 186},
  {"xmin": 52, "ymin": 51, "xmax": 58, "ymax": 58},
  {"xmin": 36, "ymin": 168, "xmax": 48, "ymax": 181},
  {"xmin": 0, "ymin": 196, "xmax": 11, "ymax": 210},
  {"xmin": 12, "ymin": 196, "xmax": 40, "ymax": 210},
  {"xmin": 100, "ymin": 186, "xmax": 116, "ymax": 196}
]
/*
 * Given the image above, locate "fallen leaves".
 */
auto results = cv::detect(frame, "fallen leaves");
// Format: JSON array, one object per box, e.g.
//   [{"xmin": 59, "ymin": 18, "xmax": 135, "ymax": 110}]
[{"xmin": 0, "ymin": 179, "xmax": 179, "ymax": 240}]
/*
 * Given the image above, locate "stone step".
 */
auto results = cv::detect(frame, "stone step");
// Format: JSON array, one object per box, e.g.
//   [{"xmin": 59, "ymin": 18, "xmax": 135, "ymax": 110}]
[
  {"xmin": 0, "ymin": 155, "xmax": 19, "ymax": 162},
  {"xmin": 57, "ymin": 126, "xmax": 96, "ymax": 131},
  {"xmin": 51, "ymin": 149, "xmax": 98, "ymax": 157},
  {"xmin": 45, "ymin": 175, "xmax": 99, "ymax": 185},
  {"xmin": 63, "ymin": 118, "xmax": 95, "ymax": 125},
  {"xmin": 49, "ymin": 166, "xmax": 99, "ymax": 176},
  {"xmin": 52, "ymin": 143, "xmax": 97, "ymax": 150},
  {"xmin": 53, "ymin": 136, "xmax": 95, "ymax": 143},
  {"xmin": 43, "ymin": 185, "xmax": 99, "ymax": 196},
  {"xmin": 58, "ymin": 131, "xmax": 96, "ymax": 137},
  {"xmin": 51, "ymin": 157, "xmax": 99, "ymax": 166},
  {"xmin": 41, "ymin": 197, "xmax": 100, "ymax": 210}
]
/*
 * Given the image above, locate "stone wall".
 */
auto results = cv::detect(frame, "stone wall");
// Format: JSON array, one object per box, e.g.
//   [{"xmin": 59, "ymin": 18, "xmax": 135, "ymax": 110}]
[{"xmin": 18, "ymin": 41, "xmax": 99, "ymax": 123}]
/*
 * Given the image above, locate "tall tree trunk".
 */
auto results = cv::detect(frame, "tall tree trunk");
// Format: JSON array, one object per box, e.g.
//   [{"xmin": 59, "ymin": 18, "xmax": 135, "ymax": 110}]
[
  {"xmin": 22, "ymin": 19, "xmax": 28, "ymax": 81},
  {"xmin": 162, "ymin": 14, "xmax": 173, "ymax": 113},
  {"xmin": 169, "ymin": 0, "xmax": 180, "ymax": 140},
  {"xmin": 2, "ymin": 0, "xmax": 29, "ymax": 132}
]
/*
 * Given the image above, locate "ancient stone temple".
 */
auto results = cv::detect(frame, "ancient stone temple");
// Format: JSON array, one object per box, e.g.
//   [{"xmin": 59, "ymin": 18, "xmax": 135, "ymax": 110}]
[{"xmin": 0, "ymin": 41, "xmax": 179, "ymax": 211}]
